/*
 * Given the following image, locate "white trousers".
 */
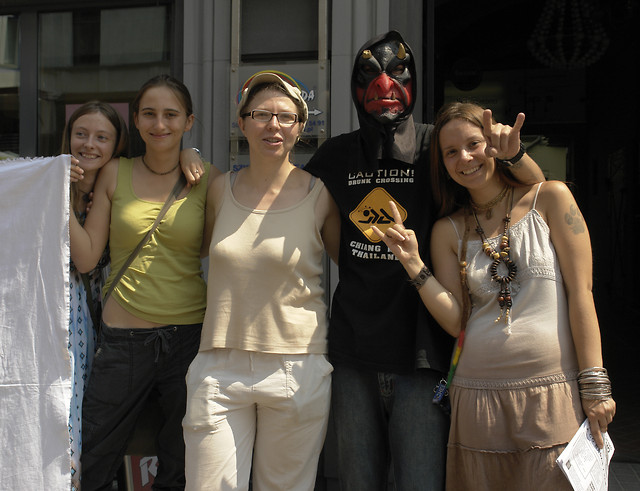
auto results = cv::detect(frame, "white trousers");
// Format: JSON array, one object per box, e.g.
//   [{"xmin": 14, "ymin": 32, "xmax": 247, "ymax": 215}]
[{"xmin": 183, "ymin": 348, "xmax": 332, "ymax": 491}]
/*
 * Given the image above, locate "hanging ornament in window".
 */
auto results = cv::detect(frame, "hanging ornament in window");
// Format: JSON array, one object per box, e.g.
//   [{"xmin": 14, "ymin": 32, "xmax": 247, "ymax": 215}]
[{"xmin": 527, "ymin": 0, "xmax": 609, "ymax": 68}]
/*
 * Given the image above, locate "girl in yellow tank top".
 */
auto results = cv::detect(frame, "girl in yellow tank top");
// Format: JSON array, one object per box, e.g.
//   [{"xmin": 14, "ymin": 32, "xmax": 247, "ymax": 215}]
[{"xmin": 69, "ymin": 74, "xmax": 221, "ymax": 489}]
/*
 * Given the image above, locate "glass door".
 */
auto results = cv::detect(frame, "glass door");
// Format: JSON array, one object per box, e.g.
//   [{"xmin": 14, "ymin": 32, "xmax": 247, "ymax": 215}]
[{"xmin": 229, "ymin": 0, "xmax": 330, "ymax": 170}]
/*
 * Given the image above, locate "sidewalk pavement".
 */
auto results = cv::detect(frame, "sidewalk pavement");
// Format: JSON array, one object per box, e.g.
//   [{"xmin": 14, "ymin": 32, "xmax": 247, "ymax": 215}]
[
  {"xmin": 608, "ymin": 383, "xmax": 639, "ymax": 491},
  {"xmin": 610, "ymin": 461, "xmax": 640, "ymax": 490}
]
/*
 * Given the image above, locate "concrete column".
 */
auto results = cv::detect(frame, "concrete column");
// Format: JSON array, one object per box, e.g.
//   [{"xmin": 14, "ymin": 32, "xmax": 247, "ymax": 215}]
[{"xmin": 182, "ymin": 0, "xmax": 231, "ymax": 171}]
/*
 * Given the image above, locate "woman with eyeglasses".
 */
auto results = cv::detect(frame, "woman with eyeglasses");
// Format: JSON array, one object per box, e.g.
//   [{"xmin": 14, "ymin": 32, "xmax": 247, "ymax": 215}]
[{"xmin": 182, "ymin": 71, "xmax": 340, "ymax": 490}]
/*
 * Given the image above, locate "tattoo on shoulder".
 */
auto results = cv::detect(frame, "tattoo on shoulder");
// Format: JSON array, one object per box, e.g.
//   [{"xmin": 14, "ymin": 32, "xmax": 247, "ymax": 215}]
[{"xmin": 564, "ymin": 204, "xmax": 585, "ymax": 234}]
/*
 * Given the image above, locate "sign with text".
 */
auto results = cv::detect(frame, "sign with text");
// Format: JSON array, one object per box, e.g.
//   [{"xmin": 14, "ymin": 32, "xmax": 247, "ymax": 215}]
[{"xmin": 124, "ymin": 455, "xmax": 157, "ymax": 490}]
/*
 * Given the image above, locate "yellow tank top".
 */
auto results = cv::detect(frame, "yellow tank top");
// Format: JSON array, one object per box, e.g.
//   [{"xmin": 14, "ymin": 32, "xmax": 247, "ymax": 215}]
[{"xmin": 102, "ymin": 157, "xmax": 208, "ymax": 324}]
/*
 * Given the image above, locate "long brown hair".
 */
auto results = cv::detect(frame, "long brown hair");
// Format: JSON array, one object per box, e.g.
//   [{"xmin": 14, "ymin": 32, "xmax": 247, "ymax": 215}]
[
  {"xmin": 62, "ymin": 101, "xmax": 129, "ymax": 213},
  {"xmin": 430, "ymin": 101, "xmax": 524, "ymax": 218}
]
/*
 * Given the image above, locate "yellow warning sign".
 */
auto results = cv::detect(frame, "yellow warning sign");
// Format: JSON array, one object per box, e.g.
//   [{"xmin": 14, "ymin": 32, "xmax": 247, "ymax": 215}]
[{"xmin": 349, "ymin": 187, "xmax": 407, "ymax": 242}]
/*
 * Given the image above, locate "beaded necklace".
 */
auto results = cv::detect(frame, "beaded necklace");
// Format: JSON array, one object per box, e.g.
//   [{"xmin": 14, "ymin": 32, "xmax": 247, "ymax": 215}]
[
  {"xmin": 433, "ymin": 193, "xmax": 519, "ymax": 410},
  {"xmin": 472, "ymin": 186, "xmax": 517, "ymax": 331}
]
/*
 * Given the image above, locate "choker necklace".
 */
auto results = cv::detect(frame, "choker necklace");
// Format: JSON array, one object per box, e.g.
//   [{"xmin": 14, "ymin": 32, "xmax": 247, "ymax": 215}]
[
  {"xmin": 472, "ymin": 187, "xmax": 517, "ymax": 331},
  {"xmin": 470, "ymin": 185, "xmax": 508, "ymax": 219},
  {"xmin": 141, "ymin": 155, "xmax": 180, "ymax": 175}
]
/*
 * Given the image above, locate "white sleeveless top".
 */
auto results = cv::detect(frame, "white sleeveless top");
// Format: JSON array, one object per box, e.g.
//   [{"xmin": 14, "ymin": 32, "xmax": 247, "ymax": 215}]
[
  {"xmin": 449, "ymin": 183, "xmax": 578, "ymax": 383},
  {"xmin": 200, "ymin": 171, "xmax": 328, "ymax": 355}
]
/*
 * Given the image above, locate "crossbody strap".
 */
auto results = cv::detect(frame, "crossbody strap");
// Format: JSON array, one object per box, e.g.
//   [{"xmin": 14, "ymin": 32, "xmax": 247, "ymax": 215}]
[
  {"xmin": 102, "ymin": 173, "xmax": 187, "ymax": 304},
  {"xmin": 80, "ymin": 272, "xmax": 101, "ymax": 330}
]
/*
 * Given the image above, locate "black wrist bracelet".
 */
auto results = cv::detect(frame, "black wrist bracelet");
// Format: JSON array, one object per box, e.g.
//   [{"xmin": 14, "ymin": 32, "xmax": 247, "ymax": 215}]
[
  {"xmin": 496, "ymin": 141, "xmax": 526, "ymax": 167},
  {"xmin": 408, "ymin": 265, "xmax": 432, "ymax": 291}
]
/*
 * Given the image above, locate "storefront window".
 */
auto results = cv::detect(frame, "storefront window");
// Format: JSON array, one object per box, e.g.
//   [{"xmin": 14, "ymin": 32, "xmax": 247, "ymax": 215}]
[
  {"xmin": 0, "ymin": 14, "xmax": 19, "ymax": 158},
  {"xmin": 37, "ymin": 5, "xmax": 172, "ymax": 156},
  {"xmin": 240, "ymin": 0, "xmax": 319, "ymax": 61}
]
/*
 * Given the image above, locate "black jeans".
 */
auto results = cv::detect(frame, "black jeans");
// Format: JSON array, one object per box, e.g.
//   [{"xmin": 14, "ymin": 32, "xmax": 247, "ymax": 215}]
[{"xmin": 80, "ymin": 323, "xmax": 202, "ymax": 491}]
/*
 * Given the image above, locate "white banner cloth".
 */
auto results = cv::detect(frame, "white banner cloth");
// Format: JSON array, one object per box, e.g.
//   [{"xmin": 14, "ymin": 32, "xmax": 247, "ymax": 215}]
[{"xmin": 0, "ymin": 156, "xmax": 72, "ymax": 490}]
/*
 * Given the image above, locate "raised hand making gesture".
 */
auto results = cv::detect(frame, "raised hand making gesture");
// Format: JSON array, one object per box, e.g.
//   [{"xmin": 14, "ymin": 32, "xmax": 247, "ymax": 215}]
[
  {"xmin": 479, "ymin": 109, "xmax": 545, "ymax": 184},
  {"xmin": 482, "ymin": 109, "xmax": 525, "ymax": 161}
]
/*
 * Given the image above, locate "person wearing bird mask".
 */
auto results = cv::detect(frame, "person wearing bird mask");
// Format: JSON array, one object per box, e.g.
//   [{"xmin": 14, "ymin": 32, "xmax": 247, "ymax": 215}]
[{"xmin": 305, "ymin": 30, "xmax": 544, "ymax": 489}]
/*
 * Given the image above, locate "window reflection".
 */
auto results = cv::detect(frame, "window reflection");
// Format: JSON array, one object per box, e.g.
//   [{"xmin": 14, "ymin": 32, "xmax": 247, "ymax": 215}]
[
  {"xmin": 0, "ymin": 14, "xmax": 19, "ymax": 158},
  {"xmin": 241, "ymin": 0, "xmax": 319, "ymax": 61},
  {"xmin": 38, "ymin": 5, "xmax": 171, "ymax": 156}
]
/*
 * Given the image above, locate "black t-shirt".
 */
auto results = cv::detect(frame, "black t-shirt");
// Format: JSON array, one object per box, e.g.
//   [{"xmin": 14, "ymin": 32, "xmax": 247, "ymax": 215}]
[{"xmin": 305, "ymin": 123, "xmax": 454, "ymax": 374}]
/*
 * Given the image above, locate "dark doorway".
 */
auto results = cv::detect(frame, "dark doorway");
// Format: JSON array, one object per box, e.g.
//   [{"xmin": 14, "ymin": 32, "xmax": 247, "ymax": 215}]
[{"xmin": 431, "ymin": 0, "xmax": 639, "ymax": 464}]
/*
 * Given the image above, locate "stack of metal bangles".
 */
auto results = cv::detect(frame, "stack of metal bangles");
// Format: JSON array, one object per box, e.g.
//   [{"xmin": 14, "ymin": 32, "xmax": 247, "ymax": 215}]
[{"xmin": 577, "ymin": 367, "xmax": 612, "ymax": 400}]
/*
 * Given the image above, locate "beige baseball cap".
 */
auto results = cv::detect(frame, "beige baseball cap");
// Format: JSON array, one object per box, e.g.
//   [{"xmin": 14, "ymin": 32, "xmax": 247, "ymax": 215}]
[{"xmin": 236, "ymin": 71, "xmax": 308, "ymax": 124}]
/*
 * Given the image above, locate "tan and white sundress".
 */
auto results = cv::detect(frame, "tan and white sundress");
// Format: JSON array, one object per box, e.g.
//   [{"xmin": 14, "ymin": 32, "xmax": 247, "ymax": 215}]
[{"xmin": 446, "ymin": 184, "xmax": 583, "ymax": 491}]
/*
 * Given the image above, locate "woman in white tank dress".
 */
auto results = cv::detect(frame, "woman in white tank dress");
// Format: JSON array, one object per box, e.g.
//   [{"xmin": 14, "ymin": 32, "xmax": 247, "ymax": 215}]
[{"xmin": 374, "ymin": 102, "xmax": 616, "ymax": 490}]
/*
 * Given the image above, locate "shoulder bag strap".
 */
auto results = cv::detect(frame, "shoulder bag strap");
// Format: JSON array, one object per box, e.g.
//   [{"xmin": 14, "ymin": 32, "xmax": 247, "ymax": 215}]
[
  {"xmin": 80, "ymin": 272, "xmax": 101, "ymax": 330},
  {"xmin": 102, "ymin": 173, "xmax": 187, "ymax": 304}
]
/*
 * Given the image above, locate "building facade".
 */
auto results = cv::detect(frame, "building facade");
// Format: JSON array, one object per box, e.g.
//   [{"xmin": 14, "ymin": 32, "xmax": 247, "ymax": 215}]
[{"xmin": 1, "ymin": 0, "xmax": 637, "ymax": 487}]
